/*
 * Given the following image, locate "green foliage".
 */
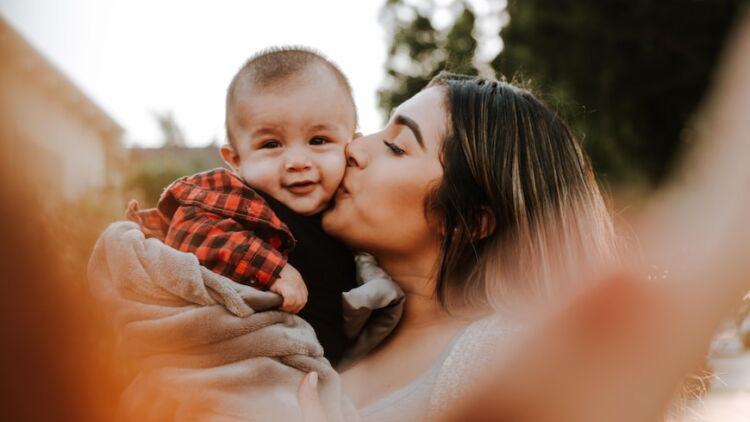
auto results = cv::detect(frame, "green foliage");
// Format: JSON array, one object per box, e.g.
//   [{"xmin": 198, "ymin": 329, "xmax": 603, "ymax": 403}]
[
  {"xmin": 444, "ymin": 8, "xmax": 478, "ymax": 74},
  {"xmin": 378, "ymin": 0, "xmax": 747, "ymax": 187},
  {"xmin": 153, "ymin": 110, "xmax": 187, "ymax": 147},
  {"xmin": 124, "ymin": 158, "xmax": 192, "ymax": 208},
  {"xmin": 494, "ymin": 0, "xmax": 746, "ymax": 186},
  {"xmin": 124, "ymin": 146, "xmax": 227, "ymax": 208},
  {"xmin": 378, "ymin": 1, "xmax": 478, "ymax": 120}
]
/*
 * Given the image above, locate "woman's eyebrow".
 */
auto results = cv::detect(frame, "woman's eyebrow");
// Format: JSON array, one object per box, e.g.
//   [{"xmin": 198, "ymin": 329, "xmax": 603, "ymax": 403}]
[{"xmin": 394, "ymin": 114, "xmax": 424, "ymax": 150}]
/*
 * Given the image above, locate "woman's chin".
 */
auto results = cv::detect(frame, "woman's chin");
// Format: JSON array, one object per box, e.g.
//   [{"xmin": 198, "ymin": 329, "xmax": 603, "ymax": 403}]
[
  {"xmin": 321, "ymin": 204, "xmax": 345, "ymax": 235},
  {"xmin": 323, "ymin": 200, "xmax": 365, "ymax": 247}
]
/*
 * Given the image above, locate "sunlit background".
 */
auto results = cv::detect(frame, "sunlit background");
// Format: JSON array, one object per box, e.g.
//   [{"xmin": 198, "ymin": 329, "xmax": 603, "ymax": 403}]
[
  {"xmin": 0, "ymin": 0, "xmax": 504, "ymax": 147},
  {"xmin": 1, "ymin": 0, "xmax": 748, "ymax": 420}
]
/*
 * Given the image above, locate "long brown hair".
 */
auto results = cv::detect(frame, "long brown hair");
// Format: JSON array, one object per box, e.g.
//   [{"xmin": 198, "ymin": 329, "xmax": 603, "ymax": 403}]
[{"xmin": 426, "ymin": 72, "xmax": 618, "ymax": 310}]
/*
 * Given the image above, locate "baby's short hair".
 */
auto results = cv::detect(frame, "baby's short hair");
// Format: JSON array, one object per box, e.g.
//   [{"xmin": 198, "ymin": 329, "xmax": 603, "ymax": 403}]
[{"xmin": 225, "ymin": 46, "xmax": 357, "ymax": 148}]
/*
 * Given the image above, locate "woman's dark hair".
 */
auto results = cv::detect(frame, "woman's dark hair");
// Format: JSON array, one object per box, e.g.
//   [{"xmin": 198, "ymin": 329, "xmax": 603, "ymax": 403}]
[{"xmin": 426, "ymin": 72, "xmax": 617, "ymax": 310}]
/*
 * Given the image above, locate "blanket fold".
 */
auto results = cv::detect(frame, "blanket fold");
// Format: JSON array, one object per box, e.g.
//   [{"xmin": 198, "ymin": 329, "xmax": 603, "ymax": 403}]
[
  {"xmin": 88, "ymin": 222, "xmax": 359, "ymax": 421},
  {"xmin": 338, "ymin": 254, "xmax": 405, "ymax": 370}
]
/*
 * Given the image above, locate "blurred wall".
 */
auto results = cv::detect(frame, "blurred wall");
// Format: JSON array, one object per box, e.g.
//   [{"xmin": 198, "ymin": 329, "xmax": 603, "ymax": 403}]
[
  {"xmin": 0, "ymin": 16, "xmax": 124, "ymax": 202},
  {"xmin": 0, "ymin": 16, "xmax": 129, "ymax": 419}
]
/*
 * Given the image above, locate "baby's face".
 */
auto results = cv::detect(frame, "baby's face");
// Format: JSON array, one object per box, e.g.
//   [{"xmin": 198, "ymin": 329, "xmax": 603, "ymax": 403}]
[{"xmin": 225, "ymin": 67, "xmax": 355, "ymax": 215}]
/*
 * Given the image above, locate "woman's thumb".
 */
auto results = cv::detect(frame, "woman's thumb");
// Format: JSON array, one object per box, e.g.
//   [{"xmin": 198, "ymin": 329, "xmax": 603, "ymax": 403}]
[{"xmin": 298, "ymin": 372, "xmax": 327, "ymax": 422}]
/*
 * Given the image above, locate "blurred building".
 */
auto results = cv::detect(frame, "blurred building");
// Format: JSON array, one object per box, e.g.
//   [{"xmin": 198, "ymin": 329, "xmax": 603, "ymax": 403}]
[
  {"xmin": 128, "ymin": 145, "xmax": 226, "ymax": 171},
  {"xmin": 0, "ymin": 16, "xmax": 124, "ymax": 202},
  {"xmin": 124, "ymin": 145, "xmax": 227, "ymax": 207}
]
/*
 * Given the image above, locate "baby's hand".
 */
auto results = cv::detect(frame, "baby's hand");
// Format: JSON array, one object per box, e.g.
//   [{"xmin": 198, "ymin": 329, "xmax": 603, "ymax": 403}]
[{"xmin": 269, "ymin": 263, "xmax": 308, "ymax": 313}]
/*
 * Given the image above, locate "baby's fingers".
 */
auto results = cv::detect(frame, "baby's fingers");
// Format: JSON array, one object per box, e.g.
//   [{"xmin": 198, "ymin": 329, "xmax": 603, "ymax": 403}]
[
  {"xmin": 293, "ymin": 297, "xmax": 307, "ymax": 314},
  {"xmin": 288, "ymin": 294, "xmax": 305, "ymax": 314},
  {"xmin": 277, "ymin": 289, "xmax": 295, "ymax": 312},
  {"xmin": 295, "ymin": 288, "xmax": 309, "ymax": 313},
  {"xmin": 282, "ymin": 298, "xmax": 299, "ymax": 313},
  {"xmin": 279, "ymin": 290, "xmax": 303, "ymax": 313}
]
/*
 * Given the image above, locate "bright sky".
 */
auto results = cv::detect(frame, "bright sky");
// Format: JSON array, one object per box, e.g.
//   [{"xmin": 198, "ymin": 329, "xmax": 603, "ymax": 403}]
[
  {"xmin": 0, "ymin": 0, "xmax": 390, "ymax": 147},
  {"xmin": 1, "ymin": 0, "xmax": 504, "ymax": 148}
]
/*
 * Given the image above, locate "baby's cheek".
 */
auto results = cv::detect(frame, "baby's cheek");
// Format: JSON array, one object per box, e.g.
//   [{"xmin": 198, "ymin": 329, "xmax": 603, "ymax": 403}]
[
  {"xmin": 319, "ymin": 150, "xmax": 347, "ymax": 185},
  {"xmin": 238, "ymin": 160, "xmax": 278, "ymax": 191}
]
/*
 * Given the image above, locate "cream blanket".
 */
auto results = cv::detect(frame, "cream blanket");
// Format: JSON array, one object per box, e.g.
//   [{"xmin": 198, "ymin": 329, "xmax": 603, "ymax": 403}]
[{"xmin": 88, "ymin": 221, "xmax": 366, "ymax": 421}]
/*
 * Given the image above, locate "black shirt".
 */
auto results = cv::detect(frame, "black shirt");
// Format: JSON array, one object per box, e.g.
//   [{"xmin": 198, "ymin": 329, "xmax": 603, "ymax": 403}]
[{"xmin": 257, "ymin": 191, "xmax": 357, "ymax": 366}]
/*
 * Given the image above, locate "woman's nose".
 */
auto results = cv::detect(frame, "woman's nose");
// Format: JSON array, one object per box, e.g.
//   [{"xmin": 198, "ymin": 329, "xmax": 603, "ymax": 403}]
[{"xmin": 345, "ymin": 135, "xmax": 368, "ymax": 168}]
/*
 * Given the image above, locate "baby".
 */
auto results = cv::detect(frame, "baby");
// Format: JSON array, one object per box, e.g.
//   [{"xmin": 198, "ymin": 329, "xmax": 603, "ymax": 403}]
[{"xmin": 127, "ymin": 47, "xmax": 359, "ymax": 365}]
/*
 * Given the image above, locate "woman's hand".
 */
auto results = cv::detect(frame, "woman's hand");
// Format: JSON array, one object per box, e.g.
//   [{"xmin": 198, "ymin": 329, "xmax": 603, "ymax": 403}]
[{"xmin": 298, "ymin": 372, "xmax": 328, "ymax": 422}]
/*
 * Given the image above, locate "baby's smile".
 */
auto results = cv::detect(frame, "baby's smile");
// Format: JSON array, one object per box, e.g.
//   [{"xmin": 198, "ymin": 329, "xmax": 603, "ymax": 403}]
[{"xmin": 284, "ymin": 180, "xmax": 319, "ymax": 195}]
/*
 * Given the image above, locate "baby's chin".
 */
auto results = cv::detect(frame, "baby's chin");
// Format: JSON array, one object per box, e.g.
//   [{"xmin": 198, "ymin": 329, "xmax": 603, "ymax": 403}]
[{"xmin": 285, "ymin": 197, "xmax": 333, "ymax": 216}]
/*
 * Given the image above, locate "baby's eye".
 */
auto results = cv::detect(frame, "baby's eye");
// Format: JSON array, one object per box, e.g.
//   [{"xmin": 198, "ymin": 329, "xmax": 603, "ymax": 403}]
[
  {"xmin": 261, "ymin": 140, "xmax": 282, "ymax": 149},
  {"xmin": 383, "ymin": 140, "xmax": 405, "ymax": 155},
  {"xmin": 309, "ymin": 136, "xmax": 329, "ymax": 146}
]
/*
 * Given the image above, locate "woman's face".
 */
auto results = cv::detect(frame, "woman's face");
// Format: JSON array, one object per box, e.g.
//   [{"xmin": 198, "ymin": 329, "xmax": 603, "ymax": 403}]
[{"xmin": 322, "ymin": 87, "xmax": 448, "ymax": 257}]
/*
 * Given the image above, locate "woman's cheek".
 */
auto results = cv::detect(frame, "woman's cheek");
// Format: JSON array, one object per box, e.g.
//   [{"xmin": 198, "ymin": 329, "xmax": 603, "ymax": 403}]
[{"xmin": 374, "ymin": 173, "xmax": 426, "ymax": 225}]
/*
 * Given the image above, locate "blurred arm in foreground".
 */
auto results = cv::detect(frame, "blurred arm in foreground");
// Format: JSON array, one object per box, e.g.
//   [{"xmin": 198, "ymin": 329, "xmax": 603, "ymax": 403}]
[{"xmin": 441, "ymin": 8, "xmax": 750, "ymax": 422}]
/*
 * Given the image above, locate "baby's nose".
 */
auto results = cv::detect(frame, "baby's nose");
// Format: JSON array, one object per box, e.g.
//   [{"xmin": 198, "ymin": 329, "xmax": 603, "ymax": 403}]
[{"xmin": 285, "ymin": 152, "xmax": 313, "ymax": 171}]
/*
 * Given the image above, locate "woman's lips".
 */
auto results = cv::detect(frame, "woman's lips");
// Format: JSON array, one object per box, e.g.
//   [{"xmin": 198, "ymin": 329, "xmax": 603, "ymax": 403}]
[
  {"xmin": 285, "ymin": 181, "xmax": 318, "ymax": 195},
  {"xmin": 335, "ymin": 184, "xmax": 350, "ymax": 198}
]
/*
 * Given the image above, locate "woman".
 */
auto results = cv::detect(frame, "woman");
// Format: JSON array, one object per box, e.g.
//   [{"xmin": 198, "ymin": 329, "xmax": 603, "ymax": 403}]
[
  {"xmin": 87, "ymin": 72, "xmax": 618, "ymax": 421},
  {"xmin": 316, "ymin": 71, "xmax": 618, "ymax": 419},
  {"xmin": 303, "ymin": 10, "xmax": 750, "ymax": 420}
]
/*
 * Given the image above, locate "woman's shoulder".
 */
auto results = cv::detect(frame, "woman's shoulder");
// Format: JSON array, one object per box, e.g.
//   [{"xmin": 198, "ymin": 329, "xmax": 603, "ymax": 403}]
[
  {"xmin": 429, "ymin": 315, "xmax": 522, "ymax": 418},
  {"xmin": 446, "ymin": 315, "xmax": 521, "ymax": 365}
]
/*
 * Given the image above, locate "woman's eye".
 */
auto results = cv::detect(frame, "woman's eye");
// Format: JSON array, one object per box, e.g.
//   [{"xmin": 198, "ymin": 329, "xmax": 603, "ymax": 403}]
[
  {"xmin": 383, "ymin": 140, "xmax": 405, "ymax": 155},
  {"xmin": 309, "ymin": 136, "xmax": 329, "ymax": 146},
  {"xmin": 261, "ymin": 140, "xmax": 281, "ymax": 149}
]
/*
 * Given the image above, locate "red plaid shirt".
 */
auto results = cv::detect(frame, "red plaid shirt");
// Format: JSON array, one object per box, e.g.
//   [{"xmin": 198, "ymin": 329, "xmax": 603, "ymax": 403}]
[{"xmin": 126, "ymin": 168, "xmax": 296, "ymax": 288}]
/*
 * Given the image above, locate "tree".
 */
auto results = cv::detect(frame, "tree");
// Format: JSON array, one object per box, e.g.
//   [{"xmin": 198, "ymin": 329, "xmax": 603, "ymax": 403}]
[
  {"xmin": 153, "ymin": 110, "xmax": 187, "ymax": 148},
  {"xmin": 378, "ymin": 0, "xmax": 746, "ymax": 187},
  {"xmin": 378, "ymin": 0, "xmax": 479, "ymax": 120},
  {"xmin": 493, "ymin": 0, "xmax": 745, "ymax": 187}
]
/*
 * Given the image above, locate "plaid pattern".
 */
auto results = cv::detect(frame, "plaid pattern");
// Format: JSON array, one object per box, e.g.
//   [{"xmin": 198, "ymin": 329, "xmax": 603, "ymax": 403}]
[{"xmin": 126, "ymin": 168, "xmax": 296, "ymax": 287}]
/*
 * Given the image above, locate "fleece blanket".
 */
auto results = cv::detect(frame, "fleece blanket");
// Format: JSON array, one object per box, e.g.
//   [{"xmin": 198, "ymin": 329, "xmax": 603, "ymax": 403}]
[{"xmin": 88, "ymin": 221, "xmax": 369, "ymax": 421}]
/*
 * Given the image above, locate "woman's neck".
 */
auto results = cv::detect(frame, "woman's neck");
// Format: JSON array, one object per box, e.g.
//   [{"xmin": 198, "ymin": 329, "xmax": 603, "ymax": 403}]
[
  {"xmin": 376, "ymin": 251, "xmax": 455, "ymax": 331},
  {"xmin": 400, "ymin": 277, "xmax": 449, "ymax": 330}
]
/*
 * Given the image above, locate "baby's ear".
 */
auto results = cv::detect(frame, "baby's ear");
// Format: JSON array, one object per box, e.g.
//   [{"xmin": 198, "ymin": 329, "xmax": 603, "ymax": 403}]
[{"xmin": 220, "ymin": 145, "xmax": 240, "ymax": 170}]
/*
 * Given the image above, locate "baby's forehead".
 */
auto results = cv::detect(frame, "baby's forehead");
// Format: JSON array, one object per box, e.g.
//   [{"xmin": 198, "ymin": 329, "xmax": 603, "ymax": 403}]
[
  {"xmin": 239, "ymin": 66, "xmax": 352, "ymax": 101},
  {"xmin": 230, "ymin": 77, "xmax": 357, "ymax": 131}
]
